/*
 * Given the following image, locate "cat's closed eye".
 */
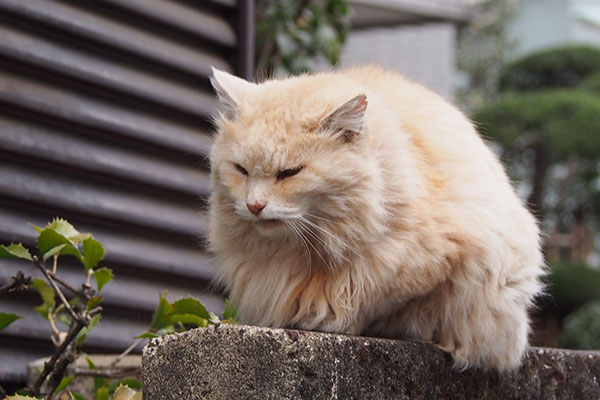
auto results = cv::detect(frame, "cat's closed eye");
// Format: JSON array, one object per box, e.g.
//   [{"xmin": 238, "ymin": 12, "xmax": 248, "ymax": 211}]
[
  {"xmin": 277, "ymin": 166, "xmax": 303, "ymax": 181},
  {"xmin": 235, "ymin": 163, "xmax": 248, "ymax": 175}
]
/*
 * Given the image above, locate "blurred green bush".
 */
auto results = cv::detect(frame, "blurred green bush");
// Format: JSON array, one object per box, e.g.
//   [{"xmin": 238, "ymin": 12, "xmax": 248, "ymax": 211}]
[
  {"xmin": 500, "ymin": 45, "xmax": 600, "ymax": 91},
  {"xmin": 560, "ymin": 301, "xmax": 600, "ymax": 350},
  {"xmin": 580, "ymin": 73, "xmax": 600, "ymax": 94},
  {"xmin": 474, "ymin": 45, "xmax": 600, "ymax": 349},
  {"xmin": 547, "ymin": 261, "xmax": 600, "ymax": 311},
  {"xmin": 475, "ymin": 90, "xmax": 600, "ymax": 158}
]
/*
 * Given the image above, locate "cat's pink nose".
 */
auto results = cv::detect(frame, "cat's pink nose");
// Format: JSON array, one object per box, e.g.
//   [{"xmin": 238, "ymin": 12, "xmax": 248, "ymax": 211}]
[{"xmin": 247, "ymin": 202, "xmax": 266, "ymax": 216}]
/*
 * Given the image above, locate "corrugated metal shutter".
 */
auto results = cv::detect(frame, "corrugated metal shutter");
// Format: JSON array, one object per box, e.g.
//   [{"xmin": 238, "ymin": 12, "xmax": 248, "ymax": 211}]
[{"xmin": 0, "ymin": 0, "xmax": 254, "ymax": 383}]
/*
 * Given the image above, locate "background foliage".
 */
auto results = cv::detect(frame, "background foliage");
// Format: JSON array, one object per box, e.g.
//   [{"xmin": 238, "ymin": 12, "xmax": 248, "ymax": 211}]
[
  {"xmin": 473, "ymin": 44, "xmax": 600, "ymax": 348},
  {"xmin": 0, "ymin": 219, "xmax": 236, "ymax": 400},
  {"xmin": 475, "ymin": 45, "xmax": 600, "ymax": 222},
  {"xmin": 255, "ymin": 0, "xmax": 350, "ymax": 77},
  {"xmin": 500, "ymin": 46, "xmax": 600, "ymax": 91}
]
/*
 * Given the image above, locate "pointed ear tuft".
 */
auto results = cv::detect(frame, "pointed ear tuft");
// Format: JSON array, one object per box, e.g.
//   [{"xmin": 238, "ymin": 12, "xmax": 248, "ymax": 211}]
[
  {"xmin": 319, "ymin": 94, "xmax": 368, "ymax": 143},
  {"xmin": 210, "ymin": 67, "xmax": 254, "ymax": 120}
]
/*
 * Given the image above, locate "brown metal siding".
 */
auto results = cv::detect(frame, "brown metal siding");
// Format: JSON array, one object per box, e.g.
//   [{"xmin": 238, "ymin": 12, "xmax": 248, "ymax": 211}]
[{"xmin": 0, "ymin": 0, "xmax": 252, "ymax": 382}]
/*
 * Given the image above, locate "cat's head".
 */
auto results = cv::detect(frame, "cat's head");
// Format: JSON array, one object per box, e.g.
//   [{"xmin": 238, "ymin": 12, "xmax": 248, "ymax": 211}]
[{"xmin": 209, "ymin": 68, "xmax": 376, "ymax": 241}]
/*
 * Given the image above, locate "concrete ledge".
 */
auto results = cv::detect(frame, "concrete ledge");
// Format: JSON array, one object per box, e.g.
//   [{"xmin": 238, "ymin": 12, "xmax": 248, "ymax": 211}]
[{"xmin": 142, "ymin": 324, "xmax": 600, "ymax": 399}]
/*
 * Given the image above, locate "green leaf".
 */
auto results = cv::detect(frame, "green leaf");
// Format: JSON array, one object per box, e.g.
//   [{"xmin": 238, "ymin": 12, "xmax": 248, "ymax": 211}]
[
  {"xmin": 57, "ymin": 312, "xmax": 72, "ymax": 327},
  {"xmin": 96, "ymin": 386, "xmax": 110, "ymax": 400},
  {"xmin": 0, "ymin": 312, "xmax": 21, "ymax": 330},
  {"xmin": 93, "ymin": 267, "xmax": 112, "ymax": 292},
  {"xmin": 69, "ymin": 233, "xmax": 92, "ymax": 244},
  {"xmin": 33, "ymin": 278, "xmax": 55, "ymax": 304},
  {"xmin": 37, "ymin": 228, "xmax": 83, "ymax": 263},
  {"xmin": 70, "ymin": 392, "xmax": 88, "ymax": 400},
  {"xmin": 30, "ymin": 223, "xmax": 43, "ymax": 234},
  {"xmin": 109, "ymin": 378, "xmax": 142, "ymax": 394},
  {"xmin": 87, "ymin": 296, "xmax": 103, "ymax": 311},
  {"xmin": 111, "ymin": 385, "xmax": 142, "ymax": 400},
  {"xmin": 75, "ymin": 314, "xmax": 101, "ymax": 346},
  {"xmin": 163, "ymin": 313, "xmax": 208, "ymax": 328},
  {"xmin": 6, "ymin": 395, "xmax": 42, "ymax": 399},
  {"xmin": 47, "ymin": 218, "xmax": 79, "ymax": 238},
  {"xmin": 223, "ymin": 299, "xmax": 238, "ymax": 321},
  {"xmin": 32, "ymin": 278, "xmax": 55, "ymax": 320},
  {"xmin": 88, "ymin": 354, "xmax": 109, "ymax": 394},
  {"xmin": 167, "ymin": 297, "xmax": 211, "ymax": 321},
  {"xmin": 0, "ymin": 243, "xmax": 33, "ymax": 261},
  {"xmin": 15, "ymin": 389, "xmax": 37, "ymax": 396},
  {"xmin": 42, "ymin": 244, "xmax": 66, "ymax": 261},
  {"xmin": 137, "ymin": 332, "xmax": 157, "ymax": 339},
  {"xmin": 85, "ymin": 354, "xmax": 97, "ymax": 370},
  {"xmin": 53, "ymin": 375, "xmax": 74, "ymax": 396},
  {"xmin": 82, "ymin": 238, "xmax": 105, "ymax": 271},
  {"xmin": 158, "ymin": 296, "xmax": 214, "ymax": 328},
  {"xmin": 208, "ymin": 312, "xmax": 220, "ymax": 324},
  {"xmin": 149, "ymin": 292, "xmax": 172, "ymax": 332}
]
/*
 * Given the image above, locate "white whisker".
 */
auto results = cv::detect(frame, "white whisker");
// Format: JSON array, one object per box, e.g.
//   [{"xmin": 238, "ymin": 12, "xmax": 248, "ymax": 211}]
[
  {"xmin": 299, "ymin": 216, "xmax": 366, "ymax": 262},
  {"xmin": 304, "ymin": 213, "xmax": 344, "ymax": 226},
  {"xmin": 285, "ymin": 220, "xmax": 313, "ymax": 275},
  {"xmin": 296, "ymin": 219, "xmax": 334, "ymax": 272}
]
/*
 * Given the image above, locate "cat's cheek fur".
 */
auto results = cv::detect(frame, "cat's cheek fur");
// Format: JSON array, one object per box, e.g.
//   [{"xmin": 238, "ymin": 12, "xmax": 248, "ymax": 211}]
[{"xmin": 208, "ymin": 66, "xmax": 545, "ymax": 372}]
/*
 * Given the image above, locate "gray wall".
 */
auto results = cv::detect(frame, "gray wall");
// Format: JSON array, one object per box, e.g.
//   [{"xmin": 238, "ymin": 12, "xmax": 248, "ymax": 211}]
[
  {"xmin": 508, "ymin": 0, "xmax": 600, "ymax": 57},
  {"xmin": 335, "ymin": 23, "xmax": 457, "ymax": 99},
  {"xmin": 0, "ymin": 0, "xmax": 252, "ymax": 384}
]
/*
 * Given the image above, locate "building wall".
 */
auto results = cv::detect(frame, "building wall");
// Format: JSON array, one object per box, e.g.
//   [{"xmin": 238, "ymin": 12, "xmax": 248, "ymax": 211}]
[
  {"xmin": 0, "ymin": 0, "xmax": 253, "ymax": 385},
  {"xmin": 508, "ymin": 0, "xmax": 600, "ymax": 57},
  {"xmin": 571, "ymin": 0, "xmax": 600, "ymax": 45},
  {"xmin": 334, "ymin": 23, "xmax": 457, "ymax": 99}
]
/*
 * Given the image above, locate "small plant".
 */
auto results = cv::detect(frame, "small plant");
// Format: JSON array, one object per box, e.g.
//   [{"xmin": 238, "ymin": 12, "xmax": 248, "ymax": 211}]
[{"xmin": 0, "ymin": 218, "xmax": 236, "ymax": 400}]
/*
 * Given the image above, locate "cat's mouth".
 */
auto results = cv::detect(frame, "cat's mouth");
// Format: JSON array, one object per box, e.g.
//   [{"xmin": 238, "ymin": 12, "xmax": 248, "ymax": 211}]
[{"xmin": 255, "ymin": 219, "xmax": 283, "ymax": 229}]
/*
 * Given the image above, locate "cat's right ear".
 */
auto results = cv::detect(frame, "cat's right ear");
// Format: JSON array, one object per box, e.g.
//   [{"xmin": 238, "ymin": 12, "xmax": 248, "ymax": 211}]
[
  {"xmin": 210, "ymin": 67, "xmax": 255, "ymax": 120},
  {"xmin": 319, "ymin": 94, "xmax": 368, "ymax": 143}
]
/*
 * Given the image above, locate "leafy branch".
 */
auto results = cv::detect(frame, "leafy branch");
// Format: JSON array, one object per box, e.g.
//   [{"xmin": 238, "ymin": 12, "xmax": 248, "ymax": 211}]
[
  {"xmin": 1, "ymin": 219, "xmax": 111, "ymax": 399},
  {"xmin": 1, "ymin": 218, "xmax": 237, "ymax": 400}
]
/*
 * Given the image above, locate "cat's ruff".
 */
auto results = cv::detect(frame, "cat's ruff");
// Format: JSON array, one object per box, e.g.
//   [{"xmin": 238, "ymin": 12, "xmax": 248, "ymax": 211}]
[{"xmin": 208, "ymin": 66, "xmax": 544, "ymax": 371}]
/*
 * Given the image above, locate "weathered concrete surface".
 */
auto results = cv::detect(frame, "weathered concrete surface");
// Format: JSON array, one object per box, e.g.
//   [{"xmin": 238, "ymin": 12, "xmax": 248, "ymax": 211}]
[{"xmin": 142, "ymin": 324, "xmax": 600, "ymax": 400}]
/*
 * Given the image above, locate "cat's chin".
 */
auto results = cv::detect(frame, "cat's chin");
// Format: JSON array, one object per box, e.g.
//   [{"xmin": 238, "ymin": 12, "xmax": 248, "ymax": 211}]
[{"xmin": 253, "ymin": 219, "xmax": 286, "ymax": 235}]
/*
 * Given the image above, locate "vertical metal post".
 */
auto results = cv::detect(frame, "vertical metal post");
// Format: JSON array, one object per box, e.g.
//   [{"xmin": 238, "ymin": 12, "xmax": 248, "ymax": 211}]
[{"xmin": 236, "ymin": 0, "xmax": 255, "ymax": 80}]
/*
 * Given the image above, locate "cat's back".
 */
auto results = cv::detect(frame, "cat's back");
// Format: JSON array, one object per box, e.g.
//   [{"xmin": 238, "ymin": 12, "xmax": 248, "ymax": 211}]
[
  {"xmin": 340, "ymin": 67, "xmax": 508, "ymax": 195},
  {"xmin": 342, "ymin": 66, "xmax": 537, "ymax": 245},
  {"xmin": 344, "ymin": 66, "xmax": 487, "ymax": 153}
]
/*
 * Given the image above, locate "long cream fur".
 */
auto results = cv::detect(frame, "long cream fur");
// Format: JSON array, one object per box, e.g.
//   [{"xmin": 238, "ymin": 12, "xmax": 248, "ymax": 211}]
[{"xmin": 208, "ymin": 66, "xmax": 544, "ymax": 371}]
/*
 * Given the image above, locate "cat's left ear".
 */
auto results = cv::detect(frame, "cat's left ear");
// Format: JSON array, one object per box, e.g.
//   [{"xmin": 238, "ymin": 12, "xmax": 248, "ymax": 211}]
[
  {"xmin": 210, "ymin": 67, "xmax": 255, "ymax": 119},
  {"xmin": 319, "ymin": 94, "xmax": 368, "ymax": 143}
]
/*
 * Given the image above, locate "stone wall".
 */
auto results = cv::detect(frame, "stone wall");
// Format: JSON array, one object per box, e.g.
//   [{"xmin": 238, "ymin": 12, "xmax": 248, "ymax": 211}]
[{"xmin": 142, "ymin": 324, "xmax": 600, "ymax": 399}]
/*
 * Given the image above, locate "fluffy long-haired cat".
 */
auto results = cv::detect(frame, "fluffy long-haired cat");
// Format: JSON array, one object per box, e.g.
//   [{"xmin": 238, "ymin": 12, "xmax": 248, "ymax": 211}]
[{"xmin": 207, "ymin": 66, "xmax": 544, "ymax": 371}]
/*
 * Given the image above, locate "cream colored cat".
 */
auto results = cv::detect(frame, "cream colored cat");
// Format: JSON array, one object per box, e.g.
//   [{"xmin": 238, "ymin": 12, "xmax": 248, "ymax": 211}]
[{"xmin": 208, "ymin": 66, "xmax": 544, "ymax": 371}]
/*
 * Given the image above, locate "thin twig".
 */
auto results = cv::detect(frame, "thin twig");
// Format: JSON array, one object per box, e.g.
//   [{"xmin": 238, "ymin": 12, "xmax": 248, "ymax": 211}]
[
  {"xmin": 47, "ymin": 312, "xmax": 62, "ymax": 346},
  {"xmin": 73, "ymin": 367, "xmax": 141, "ymax": 379},
  {"xmin": 48, "ymin": 271, "xmax": 85, "ymax": 298},
  {"xmin": 33, "ymin": 256, "xmax": 82, "ymax": 324},
  {"xmin": 52, "ymin": 254, "xmax": 58, "ymax": 274},
  {"xmin": 88, "ymin": 306, "xmax": 103, "ymax": 316},
  {"xmin": 110, "ymin": 338, "xmax": 144, "ymax": 368},
  {"xmin": 44, "ymin": 342, "xmax": 78, "ymax": 400},
  {"xmin": 86, "ymin": 269, "xmax": 92, "ymax": 287},
  {"xmin": 31, "ymin": 318, "xmax": 86, "ymax": 394}
]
